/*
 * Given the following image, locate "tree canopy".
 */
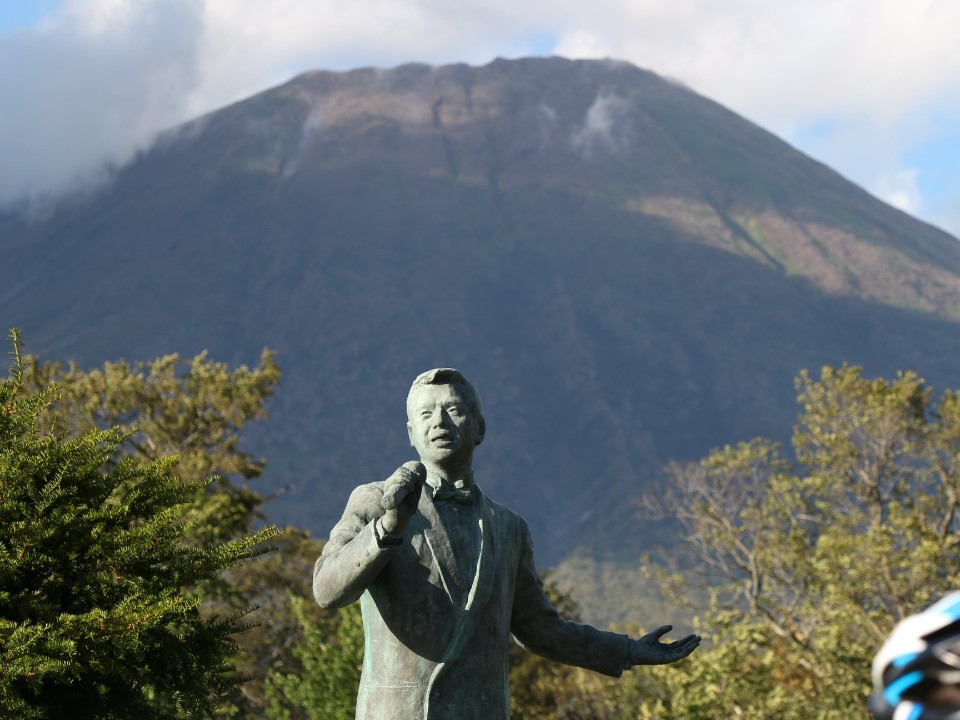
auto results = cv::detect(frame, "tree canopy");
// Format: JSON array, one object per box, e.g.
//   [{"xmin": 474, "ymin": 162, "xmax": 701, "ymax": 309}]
[
  {"xmin": 16, "ymin": 340, "xmax": 329, "ymax": 717},
  {"xmin": 0, "ymin": 329, "xmax": 279, "ymax": 719},
  {"xmin": 23, "ymin": 349, "xmax": 281, "ymax": 544},
  {"xmin": 11, "ymin": 335, "xmax": 955, "ymax": 719},
  {"xmin": 637, "ymin": 364, "xmax": 960, "ymax": 719}
]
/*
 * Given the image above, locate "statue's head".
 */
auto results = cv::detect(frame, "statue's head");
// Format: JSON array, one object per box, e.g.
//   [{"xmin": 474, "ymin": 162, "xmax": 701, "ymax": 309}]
[{"xmin": 406, "ymin": 368, "xmax": 485, "ymax": 469}]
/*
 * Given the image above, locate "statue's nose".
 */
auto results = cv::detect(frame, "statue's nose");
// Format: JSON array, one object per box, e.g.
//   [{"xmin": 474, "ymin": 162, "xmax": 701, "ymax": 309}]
[{"xmin": 435, "ymin": 409, "xmax": 455, "ymax": 428}]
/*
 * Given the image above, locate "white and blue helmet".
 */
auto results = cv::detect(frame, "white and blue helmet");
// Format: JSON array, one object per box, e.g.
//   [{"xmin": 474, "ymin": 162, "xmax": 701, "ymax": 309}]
[{"xmin": 870, "ymin": 593, "xmax": 960, "ymax": 720}]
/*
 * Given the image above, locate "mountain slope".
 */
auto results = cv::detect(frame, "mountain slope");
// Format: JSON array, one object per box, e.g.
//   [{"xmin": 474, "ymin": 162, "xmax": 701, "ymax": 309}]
[{"xmin": 3, "ymin": 56, "xmax": 960, "ymax": 570}]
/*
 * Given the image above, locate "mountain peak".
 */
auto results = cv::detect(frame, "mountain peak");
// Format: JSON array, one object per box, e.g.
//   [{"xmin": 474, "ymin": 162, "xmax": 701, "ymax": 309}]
[
  {"xmin": 4, "ymin": 56, "xmax": 960, "ymax": 564},
  {"xmin": 197, "ymin": 55, "xmax": 960, "ymax": 320}
]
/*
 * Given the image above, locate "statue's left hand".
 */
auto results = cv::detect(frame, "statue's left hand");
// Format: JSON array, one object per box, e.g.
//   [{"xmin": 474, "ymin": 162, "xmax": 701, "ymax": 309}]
[{"xmin": 627, "ymin": 625, "xmax": 701, "ymax": 667}]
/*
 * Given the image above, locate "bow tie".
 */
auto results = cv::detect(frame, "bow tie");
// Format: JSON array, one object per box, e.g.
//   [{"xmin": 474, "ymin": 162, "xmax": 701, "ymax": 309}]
[{"xmin": 430, "ymin": 483, "xmax": 474, "ymax": 504}]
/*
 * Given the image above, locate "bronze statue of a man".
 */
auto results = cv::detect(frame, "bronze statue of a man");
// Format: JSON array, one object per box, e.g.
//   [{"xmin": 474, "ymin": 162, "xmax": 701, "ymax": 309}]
[{"xmin": 314, "ymin": 368, "xmax": 700, "ymax": 720}]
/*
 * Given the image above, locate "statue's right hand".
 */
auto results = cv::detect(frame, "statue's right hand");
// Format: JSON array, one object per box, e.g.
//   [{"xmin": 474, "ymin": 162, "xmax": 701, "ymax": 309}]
[{"xmin": 379, "ymin": 461, "xmax": 426, "ymax": 536}]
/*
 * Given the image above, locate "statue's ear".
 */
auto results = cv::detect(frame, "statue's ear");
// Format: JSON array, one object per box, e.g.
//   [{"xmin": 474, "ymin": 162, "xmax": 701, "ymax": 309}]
[
  {"xmin": 475, "ymin": 416, "xmax": 486, "ymax": 447},
  {"xmin": 407, "ymin": 421, "xmax": 415, "ymax": 447}
]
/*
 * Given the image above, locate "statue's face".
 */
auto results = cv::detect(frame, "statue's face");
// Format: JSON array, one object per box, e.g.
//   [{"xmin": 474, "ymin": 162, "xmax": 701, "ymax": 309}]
[{"xmin": 407, "ymin": 383, "xmax": 483, "ymax": 467}]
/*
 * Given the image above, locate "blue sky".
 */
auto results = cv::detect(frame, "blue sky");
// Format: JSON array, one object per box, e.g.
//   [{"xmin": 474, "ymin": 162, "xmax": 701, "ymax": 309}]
[
  {"xmin": 0, "ymin": 1, "xmax": 57, "ymax": 32},
  {"xmin": 2, "ymin": 0, "xmax": 959, "ymax": 238}
]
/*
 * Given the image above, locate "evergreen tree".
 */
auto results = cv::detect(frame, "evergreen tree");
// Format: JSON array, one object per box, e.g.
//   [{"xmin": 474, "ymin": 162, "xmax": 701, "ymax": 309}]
[
  {"xmin": 23, "ymin": 349, "xmax": 281, "ymax": 544},
  {"xmin": 20, "ymin": 345, "xmax": 297, "ymax": 717},
  {"xmin": 0, "ymin": 329, "xmax": 279, "ymax": 719}
]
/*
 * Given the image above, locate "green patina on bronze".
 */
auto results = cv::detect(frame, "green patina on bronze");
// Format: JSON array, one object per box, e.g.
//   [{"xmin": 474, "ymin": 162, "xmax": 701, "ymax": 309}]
[{"xmin": 313, "ymin": 369, "xmax": 700, "ymax": 719}]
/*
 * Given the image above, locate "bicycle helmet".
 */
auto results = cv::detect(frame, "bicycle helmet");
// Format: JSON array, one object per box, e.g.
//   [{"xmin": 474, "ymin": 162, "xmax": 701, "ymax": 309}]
[{"xmin": 870, "ymin": 592, "xmax": 960, "ymax": 720}]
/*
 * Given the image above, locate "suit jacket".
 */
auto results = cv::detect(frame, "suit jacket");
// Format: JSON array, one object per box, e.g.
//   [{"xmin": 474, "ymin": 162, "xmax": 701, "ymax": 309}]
[{"xmin": 313, "ymin": 481, "xmax": 630, "ymax": 720}]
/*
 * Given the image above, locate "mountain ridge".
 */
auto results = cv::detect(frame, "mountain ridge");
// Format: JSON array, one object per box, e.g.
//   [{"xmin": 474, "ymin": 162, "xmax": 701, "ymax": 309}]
[{"xmin": 3, "ymin": 56, "xmax": 959, "ymax": 575}]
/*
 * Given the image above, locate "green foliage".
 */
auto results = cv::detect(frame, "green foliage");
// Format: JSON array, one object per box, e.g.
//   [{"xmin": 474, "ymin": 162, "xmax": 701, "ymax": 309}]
[
  {"xmin": 509, "ymin": 656, "xmax": 622, "ymax": 720},
  {"xmin": 263, "ymin": 599, "xmax": 364, "ymax": 720},
  {"xmin": 19, "ymin": 345, "xmax": 298, "ymax": 717},
  {"xmin": 550, "ymin": 549, "xmax": 695, "ymax": 630},
  {"xmin": 222, "ymin": 529, "xmax": 329, "ymax": 716},
  {"xmin": 0, "ymin": 329, "xmax": 279, "ymax": 719},
  {"xmin": 23, "ymin": 348, "xmax": 281, "ymax": 542},
  {"xmin": 637, "ymin": 363, "xmax": 960, "ymax": 719},
  {"xmin": 508, "ymin": 577, "xmax": 625, "ymax": 720}
]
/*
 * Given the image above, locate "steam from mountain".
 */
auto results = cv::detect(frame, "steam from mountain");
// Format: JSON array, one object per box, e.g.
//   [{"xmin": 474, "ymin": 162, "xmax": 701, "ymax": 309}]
[{"xmin": 571, "ymin": 91, "xmax": 633, "ymax": 158}]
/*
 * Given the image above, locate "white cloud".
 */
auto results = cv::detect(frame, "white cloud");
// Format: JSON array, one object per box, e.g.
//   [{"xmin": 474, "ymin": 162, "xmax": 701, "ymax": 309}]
[
  {"xmin": 936, "ymin": 206, "xmax": 960, "ymax": 241},
  {"xmin": 0, "ymin": 0, "xmax": 205, "ymax": 206},
  {"xmin": 872, "ymin": 168, "xmax": 922, "ymax": 215},
  {"xmin": 551, "ymin": 0, "xmax": 960, "ymax": 133},
  {"xmin": 2, "ymin": 0, "xmax": 960, "ymax": 235},
  {"xmin": 549, "ymin": 0, "xmax": 960, "ymax": 236}
]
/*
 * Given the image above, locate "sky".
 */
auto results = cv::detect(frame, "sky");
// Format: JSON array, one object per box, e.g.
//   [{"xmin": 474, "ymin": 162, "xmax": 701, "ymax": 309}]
[{"xmin": 1, "ymin": 0, "xmax": 959, "ymax": 238}]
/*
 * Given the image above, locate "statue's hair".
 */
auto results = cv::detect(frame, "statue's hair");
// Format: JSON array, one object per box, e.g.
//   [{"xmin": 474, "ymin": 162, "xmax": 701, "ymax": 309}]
[{"xmin": 407, "ymin": 368, "xmax": 483, "ymax": 420}]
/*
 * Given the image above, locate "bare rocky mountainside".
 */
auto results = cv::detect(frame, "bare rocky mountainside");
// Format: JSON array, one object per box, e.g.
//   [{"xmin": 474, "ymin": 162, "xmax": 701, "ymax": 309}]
[{"xmin": 4, "ymin": 57, "xmax": 960, "ymax": 609}]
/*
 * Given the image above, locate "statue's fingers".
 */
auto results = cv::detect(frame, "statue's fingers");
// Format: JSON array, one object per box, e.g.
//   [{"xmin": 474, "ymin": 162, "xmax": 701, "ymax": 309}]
[
  {"xmin": 649, "ymin": 625, "xmax": 673, "ymax": 641},
  {"xmin": 382, "ymin": 478, "xmax": 410, "ymax": 509},
  {"xmin": 400, "ymin": 460, "xmax": 426, "ymax": 479},
  {"xmin": 384, "ymin": 493, "xmax": 405, "ymax": 510},
  {"xmin": 660, "ymin": 634, "xmax": 698, "ymax": 654},
  {"xmin": 381, "ymin": 462, "xmax": 426, "ymax": 510},
  {"xmin": 400, "ymin": 478, "xmax": 424, "ymax": 510},
  {"xmin": 381, "ymin": 480, "xmax": 407, "ymax": 510},
  {"xmin": 676, "ymin": 636, "xmax": 701, "ymax": 656}
]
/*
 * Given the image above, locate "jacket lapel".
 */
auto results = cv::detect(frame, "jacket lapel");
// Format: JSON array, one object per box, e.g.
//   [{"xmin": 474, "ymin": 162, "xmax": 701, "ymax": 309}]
[
  {"xmin": 423, "ymin": 488, "xmax": 498, "ymax": 718},
  {"xmin": 463, "ymin": 488, "xmax": 496, "ymax": 624},
  {"xmin": 418, "ymin": 492, "xmax": 460, "ymax": 604}
]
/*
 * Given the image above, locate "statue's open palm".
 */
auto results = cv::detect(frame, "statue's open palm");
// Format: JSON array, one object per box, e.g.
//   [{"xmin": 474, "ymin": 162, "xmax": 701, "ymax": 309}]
[{"xmin": 628, "ymin": 625, "xmax": 701, "ymax": 667}]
